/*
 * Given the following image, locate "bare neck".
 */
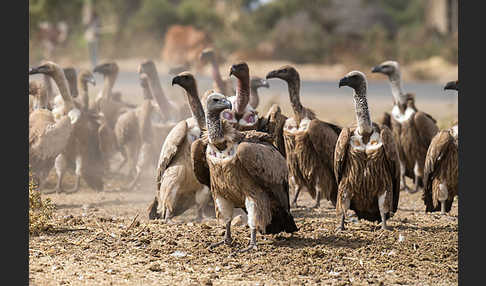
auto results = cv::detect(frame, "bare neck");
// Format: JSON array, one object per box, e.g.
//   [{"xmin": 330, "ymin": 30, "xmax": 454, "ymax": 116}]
[
  {"xmin": 207, "ymin": 111, "xmax": 225, "ymax": 144},
  {"xmin": 234, "ymin": 75, "xmax": 250, "ymax": 115},
  {"xmin": 286, "ymin": 78, "xmax": 306, "ymax": 122},
  {"xmin": 146, "ymin": 69, "xmax": 172, "ymax": 119},
  {"xmin": 352, "ymin": 84, "xmax": 372, "ymax": 136},
  {"xmin": 78, "ymin": 79, "xmax": 90, "ymax": 110},
  {"xmin": 249, "ymin": 85, "xmax": 259, "ymax": 109},
  {"xmin": 50, "ymin": 70, "xmax": 74, "ymax": 114},
  {"xmin": 388, "ymin": 72, "xmax": 407, "ymax": 108},
  {"xmin": 184, "ymin": 84, "xmax": 206, "ymax": 131},
  {"xmin": 210, "ymin": 59, "xmax": 226, "ymax": 94}
]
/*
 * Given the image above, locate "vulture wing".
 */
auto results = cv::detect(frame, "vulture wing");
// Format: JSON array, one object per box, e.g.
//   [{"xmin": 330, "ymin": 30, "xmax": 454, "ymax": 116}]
[
  {"xmin": 156, "ymin": 120, "xmax": 188, "ymax": 190},
  {"xmin": 236, "ymin": 141, "xmax": 290, "ymax": 208},
  {"xmin": 413, "ymin": 111, "xmax": 439, "ymax": 148},
  {"xmin": 380, "ymin": 125, "xmax": 401, "ymax": 213},
  {"xmin": 259, "ymin": 104, "xmax": 288, "ymax": 157},
  {"xmin": 422, "ymin": 130, "xmax": 454, "ymax": 212},
  {"xmin": 191, "ymin": 138, "xmax": 211, "ymax": 187},
  {"xmin": 333, "ymin": 127, "xmax": 351, "ymax": 184}
]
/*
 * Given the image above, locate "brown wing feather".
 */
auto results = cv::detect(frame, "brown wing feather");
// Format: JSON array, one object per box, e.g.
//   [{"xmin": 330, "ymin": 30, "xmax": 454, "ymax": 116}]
[
  {"xmin": 236, "ymin": 141, "xmax": 289, "ymax": 209},
  {"xmin": 191, "ymin": 137, "xmax": 211, "ymax": 187},
  {"xmin": 156, "ymin": 120, "xmax": 188, "ymax": 189},
  {"xmin": 413, "ymin": 111, "xmax": 439, "ymax": 148},
  {"xmin": 259, "ymin": 104, "xmax": 288, "ymax": 157},
  {"xmin": 308, "ymin": 120, "xmax": 341, "ymax": 172},
  {"xmin": 380, "ymin": 112, "xmax": 392, "ymax": 130},
  {"xmin": 422, "ymin": 130, "xmax": 454, "ymax": 211},
  {"xmin": 334, "ymin": 127, "xmax": 351, "ymax": 184},
  {"xmin": 380, "ymin": 125, "xmax": 401, "ymax": 213}
]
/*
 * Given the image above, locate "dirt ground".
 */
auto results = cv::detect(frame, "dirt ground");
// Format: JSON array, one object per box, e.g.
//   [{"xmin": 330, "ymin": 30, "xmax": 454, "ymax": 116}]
[{"xmin": 29, "ymin": 166, "xmax": 458, "ymax": 286}]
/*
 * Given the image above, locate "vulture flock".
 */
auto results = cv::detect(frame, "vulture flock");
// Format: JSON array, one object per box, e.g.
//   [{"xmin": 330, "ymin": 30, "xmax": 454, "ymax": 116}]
[{"xmin": 29, "ymin": 50, "xmax": 458, "ymax": 253}]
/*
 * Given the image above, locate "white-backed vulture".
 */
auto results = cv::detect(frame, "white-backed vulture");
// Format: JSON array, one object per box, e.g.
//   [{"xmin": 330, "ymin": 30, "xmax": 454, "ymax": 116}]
[
  {"xmin": 266, "ymin": 65, "xmax": 341, "ymax": 208},
  {"xmin": 148, "ymin": 72, "xmax": 212, "ymax": 221},
  {"xmin": 249, "ymin": 76, "xmax": 269, "ymax": 110},
  {"xmin": 63, "ymin": 67, "xmax": 78, "ymax": 99},
  {"xmin": 335, "ymin": 71, "xmax": 400, "ymax": 230},
  {"xmin": 372, "ymin": 60, "xmax": 439, "ymax": 194},
  {"xmin": 199, "ymin": 48, "xmax": 235, "ymax": 97},
  {"xmin": 117, "ymin": 73, "xmax": 156, "ymax": 190},
  {"xmin": 52, "ymin": 69, "xmax": 104, "ymax": 193},
  {"xmin": 422, "ymin": 80, "xmax": 458, "ymax": 214},
  {"xmin": 29, "ymin": 62, "xmax": 81, "ymax": 187},
  {"xmin": 138, "ymin": 59, "xmax": 191, "ymax": 123},
  {"xmin": 191, "ymin": 92, "xmax": 298, "ymax": 253}
]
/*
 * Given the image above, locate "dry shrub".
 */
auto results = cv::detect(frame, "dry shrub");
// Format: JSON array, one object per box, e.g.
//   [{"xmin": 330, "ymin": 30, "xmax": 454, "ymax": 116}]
[{"xmin": 29, "ymin": 169, "xmax": 54, "ymax": 236}]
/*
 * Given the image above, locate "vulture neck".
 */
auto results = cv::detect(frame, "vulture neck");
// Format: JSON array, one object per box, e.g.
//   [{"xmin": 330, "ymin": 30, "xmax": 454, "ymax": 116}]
[
  {"xmin": 287, "ymin": 77, "xmax": 305, "ymax": 123},
  {"xmin": 210, "ymin": 59, "xmax": 226, "ymax": 94},
  {"xmin": 352, "ymin": 83, "xmax": 373, "ymax": 137},
  {"xmin": 50, "ymin": 69, "xmax": 74, "ymax": 115},
  {"xmin": 43, "ymin": 74, "xmax": 55, "ymax": 104},
  {"xmin": 183, "ymin": 83, "xmax": 206, "ymax": 131},
  {"xmin": 234, "ymin": 74, "xmax": 250, "ymax": 116},
  {"xmin": 207, "ymin": 110, "xmax": 225, "ymax": 146},
  {"xmin": 78, "ymin": 78, "xmax": 90, "ymax": 110},
  {"xmin": 146, "ymin": 67, "xmax": 173, "ymax": 119},
  {"xmin": 388, "ymin": 72, "xmax": 407, "ymax": 111},
  {"xmin": 36, "ymin": 85, "xmax": 49, "ymax": 110},
  {"xmin": 101, "ymin": 72, "xmax": 117, "ymax": 100},
  {"xmin": 249, "ymin": 85, "xmax": 260, "ymax": 109}
]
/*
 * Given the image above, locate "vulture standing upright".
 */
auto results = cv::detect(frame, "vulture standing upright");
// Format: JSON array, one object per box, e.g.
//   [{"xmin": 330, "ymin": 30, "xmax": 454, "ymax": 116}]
[
  {"xmin": 372, "ymin": 60, "xmax": 439, "ymax": 194},
  {"xmin": 199, "ymin": 48, "xmax": 235, "ymax": 97},
  {"xmin": 335, "ymin": 71, "xmax": 400, "ymax": 230},
  {"xmin": 266, "ymin": 65, "xmax": 341, "ymax": 208},
  {"xmin": 422, "ymin": 80, "xmax": 458, "ymax": 214},
  {"xmin": 29, "ymin": 62, "xmax": 81, "ymax": 187},
  {"xmin": 148, "ymin": 72, "xmax": 212, "ymax": 221},
  {"xmin": 191, "ymin": 92, "xmax": 298, "ymax": 253}
]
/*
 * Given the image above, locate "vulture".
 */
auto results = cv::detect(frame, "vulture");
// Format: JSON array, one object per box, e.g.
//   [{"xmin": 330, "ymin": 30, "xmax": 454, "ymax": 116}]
[
  {"xmin": 63, "ymin": 67, "xmax": 78, "ymax": 99},
  {"xmin": 422, "ymin": 80, "xmax": 458, "ymax": 214},
  {"xmin": 53, "ymin": 69, "xmax": 104, "ymax": 193},
  {"xmin": 335, "ymin": 71, "xmax": 400, "ymax": 230},
  {"xmin": 199, "ymin": 48, "xmax": 235, "ymax": 97},
  {"xmin": 191, "ymin": 92, "xmax": 298, "ymax": 253},
  {"xmin": 148, "ymin": 72, "xmax": 213, "ymax": 221},
  {"xmin": 372, "ymin": 60, "xmax": 439, "ymax": 193},
  {"xmin": 249, "ymin": 76, "xmax": 270, "ymax": 110},
  {"xmin": 29, "ymin": 61, "xmax": 80, "ymax": 187},
  {"xmin": 138, "ymin": 59, "xmax": 191, "ymax": 123},
  {"xmin": 266, "ymin": 65, "xmax": 341, "ymax": 208}
]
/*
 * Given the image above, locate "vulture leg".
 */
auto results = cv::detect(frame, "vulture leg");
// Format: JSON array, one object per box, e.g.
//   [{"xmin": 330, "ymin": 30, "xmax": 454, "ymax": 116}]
[
  {"xmin": 210, "ymin": 196, "xmax": 234, "ymax": 249},
  {"xmin": 236, "ymin": 228, "xmax": 258, "ymax": 253},
  {"xmin": 291, "ymin": 183, "xmax": 302, "ymax": 208},
  {"xmin": 399, "ymin": 161, "xmax": 411, "ymax": 192},
  {"xmin": 147, "ymin": 197, "xmax": 161, "ymax": 220},
  {"xmin": 438, "ymin": 183, "xmax": 448, "ymax": 215},
  {"xmin": 209, "ymin": 221, "xmax": 233, "ymax": 249},
  {"xmin": 126, "ymin": 143, "xmax": 151, "ymax": 191},
  {"xmin": 336, "ymin": 190, "xmax": 350, "ymax": 231},
  {"xmin": 116, "ymin": 149, "xmax": 128, "ymax": 174},
  {"xmin": 378, "ymin": 192, "xmax": 390, "ymax": 230},
  {"xmin": 410, "ymin": 161, "xmax": 423, "ymax": 194},
  {"xmin": 67, "ymin": 155, "xmax": 82, "ymax": 193},
  {"xmin": 195, "ymin": 187, "xmax": 211, "ymax": 222},
  {"xmin": 312, "ymin": 181, "xmax": 322, "ymax": 209},
  {"xmin": 54, "ymin": 154, "xmax": 67, "ymax": 194},
  {"xmin": 338, "ymin": 213, "xmax": 346, "ymax": 231}
]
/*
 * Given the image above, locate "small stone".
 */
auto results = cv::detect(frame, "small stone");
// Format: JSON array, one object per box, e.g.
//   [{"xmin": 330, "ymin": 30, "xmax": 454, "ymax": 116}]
[{"xmin": 149, "ymin": 263, "xmax": 162, "ymax": 272}]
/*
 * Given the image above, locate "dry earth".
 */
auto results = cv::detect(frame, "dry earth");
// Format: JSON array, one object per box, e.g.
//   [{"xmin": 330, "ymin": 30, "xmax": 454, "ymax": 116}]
[{"xmin": 30, "ymin": 169, "xmax": 458, "ymax": 286}]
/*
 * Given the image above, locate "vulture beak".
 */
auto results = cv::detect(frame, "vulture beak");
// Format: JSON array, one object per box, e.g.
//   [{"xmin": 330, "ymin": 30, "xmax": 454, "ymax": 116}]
[
  {"xmin": 338, "ymin": 77, "xmax": 349, "ymax": 88},
  {"xmin": 265, "ymin": 70, "xmax": 278, "ymax": 80},
  {"xmin": 229, "ymin": 66, "xmax": 236, "ymax": 77},
  {"xmin": 93, "ymin": 63, "xmax": 109, "ymax": 74},
  {"xmin": 171, "ymin": 76, "xmax": 179, "ymax": 86},
  {"xmin": 371, "ymin": 66, "xmax": 382, "ymax": 73},
  {"xmin": 261, "ymin": 79, "xmax": 270, "ymax": 88},
  {"xmin": 88, "ymin": 75, "xmax": 96, "ymax": 86},
  {"xmin": 222, "ymin": 97, "xmax": 232, "ymax": 110},
  {"xmin": 444, "ymin": 81, "xmax": 458, "ymax": 91},
  {"xmin": 29, "ymin": 66, "xmax": 43, "ymax": 75}
]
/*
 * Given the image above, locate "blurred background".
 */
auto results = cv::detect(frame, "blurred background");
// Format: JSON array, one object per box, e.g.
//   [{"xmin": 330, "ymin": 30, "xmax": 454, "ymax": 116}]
[{"xmin": 29, "ymin": 0, "xmax": 458, "ymax": 127}]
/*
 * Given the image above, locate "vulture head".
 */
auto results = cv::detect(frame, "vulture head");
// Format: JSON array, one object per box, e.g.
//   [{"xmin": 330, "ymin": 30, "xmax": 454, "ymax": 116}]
[
  {"xmin": 206, "ymin": 92, "xmax": 232, "ymax": 116},
  {"xmin": 444, "ymin": 80, "xmax": 458, "ymax": 91},
  {"xmin": 29, "ymin": 61, "xmax": 62, "ymax": 77},
  {"xmin": 250, "ymin": 77, "xmax": 270, "ymax": 90},
  {"xmin": 199, "ymin": 48, "xmax": 215, "ymax": 64},
  {"xmin": 138, "ymin": 60, "xmax": 157, "ymax": 77},
  {"xmin": 371, "ymin": 60, "xmax": 400, "ymax": 78},
  {"xmin": 93, "ymin": 62, "xmax": 119, "ymax": 76},
  {"xmin": 172, "ymin": 71, "xmax": 196, "ymax": 90},
  {"xmin": 339, "ymin": 71, "xmax": 367, "ymax": 91},
  {"xmin": 79, "ymin": 69, "xmax": 96, "ymax": 86},
  {"xmin": 63, "ymin": 67, "xmax": 78, "ymax": 98},
  {"xmin": 265, "ymin": 65, "xmax": 299, "ymax": 83},
  {"xmin": 229, "ymin": 62, "xmax": 249, "ymax": 80}
]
